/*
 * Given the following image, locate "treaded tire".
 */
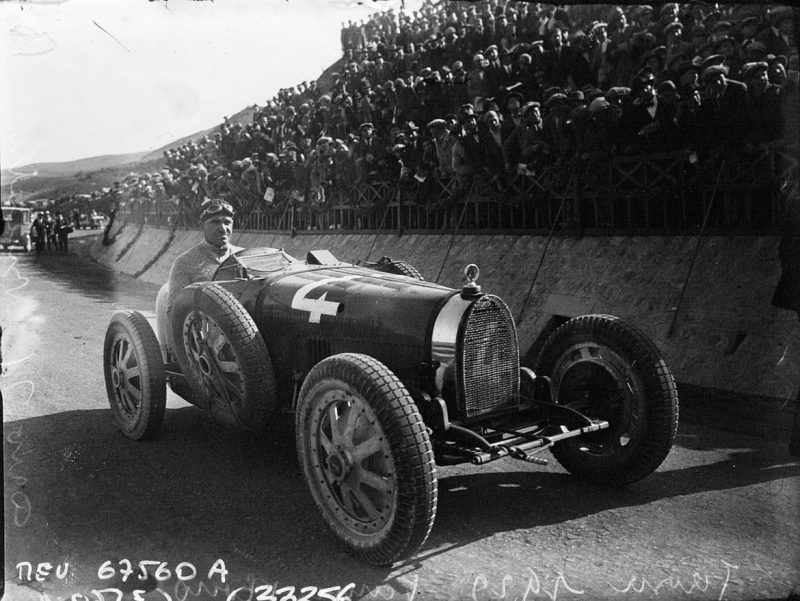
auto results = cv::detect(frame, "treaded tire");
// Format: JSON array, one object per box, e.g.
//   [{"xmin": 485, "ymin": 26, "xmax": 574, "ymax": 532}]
[
  {"xmin": 296, "ymin": 353, "xmax": 437, "ymax": 565},
  {"xmin": 103, "ymin": 310, "xmax": 166, "ymax": 440},
  {"xmin": 374, "ymin": 258, "xmax": 424, "ymax": 280},
  {"xmin": 170, "ymin": 283, "xmax": 276, "ymax": 430},
  {"xmin": 534, "ymin": 314, "xmax": 679, "ymax": 486}
]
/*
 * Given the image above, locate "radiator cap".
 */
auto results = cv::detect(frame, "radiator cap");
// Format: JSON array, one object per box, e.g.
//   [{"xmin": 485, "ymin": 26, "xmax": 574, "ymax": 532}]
[{"xmin": 462, "ymin": 263, "xmax": 482, "ymax": 297}]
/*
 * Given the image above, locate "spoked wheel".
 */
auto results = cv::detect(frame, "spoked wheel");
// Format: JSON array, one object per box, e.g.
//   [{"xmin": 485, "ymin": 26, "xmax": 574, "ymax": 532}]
[
  {"xmin": 103, "ymin": 311, "xmax": 166, "ymax": 440},
  {"xmin": 297, "ymin": 353, "xmax": 437, "ymax": 565},
  {"xmin": 535, "ymin": 315, "xmax": 679, "ymax": 486},
  {"xmin": 171, "ymin": 283, "xmax": 275, "ymax": 430}
]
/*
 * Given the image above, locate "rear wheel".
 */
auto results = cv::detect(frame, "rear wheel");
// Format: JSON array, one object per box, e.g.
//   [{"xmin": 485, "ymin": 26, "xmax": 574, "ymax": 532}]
[
  {"xmin": 103, "ymin": 311, "xmax": 166, "ymax": 440},
  {"xmin": 170, "ymin": 283, "xmax": 276, "ymax": 430},
  {"xmin": 296, "ymin": 353, "xmax": 437, "ymax": 565},
  {"xmin": 535, "ymin": 315, "xmax": 679, "ymax": 486}
]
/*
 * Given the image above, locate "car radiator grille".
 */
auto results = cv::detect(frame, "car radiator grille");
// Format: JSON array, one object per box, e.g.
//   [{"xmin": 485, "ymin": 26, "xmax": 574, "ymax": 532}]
[{"xmin": 456, "ymin": 294, "xmax": 519, "ymax": 420}]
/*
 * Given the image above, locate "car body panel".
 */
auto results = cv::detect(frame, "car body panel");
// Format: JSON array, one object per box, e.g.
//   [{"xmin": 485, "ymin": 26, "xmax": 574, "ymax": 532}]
[{"xmin": 211, "ymin": 261, "xmax": 459, "ymax": 405}]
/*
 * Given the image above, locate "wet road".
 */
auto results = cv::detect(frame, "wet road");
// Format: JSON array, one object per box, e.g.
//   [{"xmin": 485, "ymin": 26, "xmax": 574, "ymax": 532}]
[{"xmin": 2, "ymin": 234, "xmax": 800, "ymax": 601}]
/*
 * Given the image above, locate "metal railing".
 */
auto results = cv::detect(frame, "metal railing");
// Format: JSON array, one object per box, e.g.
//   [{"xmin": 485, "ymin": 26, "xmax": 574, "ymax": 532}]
[{"xmin": 120, "ymin": 143, "xmax": 797, "ymax": 234}]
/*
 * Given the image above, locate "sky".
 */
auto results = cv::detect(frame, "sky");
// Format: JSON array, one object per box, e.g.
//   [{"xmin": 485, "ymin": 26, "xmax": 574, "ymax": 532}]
[{"xmin": 0, "ymin": 0, "xmax": 416, "ymax": 169}]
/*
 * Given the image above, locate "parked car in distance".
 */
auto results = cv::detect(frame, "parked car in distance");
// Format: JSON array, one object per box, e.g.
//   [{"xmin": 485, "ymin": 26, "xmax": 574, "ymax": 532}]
[{"xmin": 1, "ymin": 207, "xmax": 32, "ymax": 252}]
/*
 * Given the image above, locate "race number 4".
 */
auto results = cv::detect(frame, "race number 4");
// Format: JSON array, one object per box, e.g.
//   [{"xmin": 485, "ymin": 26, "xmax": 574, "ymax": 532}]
[{"xmin": 291, "ymin": 276, "xmax": 358, "ymax": 323}]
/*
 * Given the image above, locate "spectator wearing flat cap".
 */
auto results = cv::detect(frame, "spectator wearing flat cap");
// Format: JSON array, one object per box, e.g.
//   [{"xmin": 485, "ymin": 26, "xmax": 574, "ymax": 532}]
[
  {"xmin": 503, "ymin": 101, "xmax": 547, "ymax": 175},
  {"xmin": 542, "ymin": 92, "xmax": 574, "ymax": 163},
  {"xmin": 501, "ymin": 91, "xmax": 525, "ymax": 139},
  {"xmin": 353, "ymin": 122, "xmax": 385, "ymax": 182},
  {"xmin": 699, "ymin": 63, "xmax": 750, "ymax": 152},
  {"xmin": 541, "ymin": 28, "xmax": 579, "ymax": 90},
  {"xmin": 451, "ymin": 113, "xmax": 483, "ymax": 182},
  {"xmin": 742, "ymin": 62, "xmax": 783, "ymax": 143},
  {"xmin": 621, "ymin": 72, "xmax": 678, "ymax": 153},
  {"xmin": 756, "ymin": 7, "xmax": 794, "ymax": 58},
  {"xmin": 664, "ymin": 21, "xmax": 693, "ymax": 67},
  {"xmin": 509, "ymin": 53, "xmax": 541, "ymax": 105},
  {"xmin": 737, "ymin": 16, "xmax": 762, "ymax": 64},
  {"xmin": 484, "ymin": 46, "xmax": 510, "ymax": 98},
  {"xmin": 467, "ymin": 53, "xmax": 490, "ymax": 105},
  {"xmin": 427, "ymin": 118, "xmax": 456, "ymax": 179},
  {"xmin": 479, "ymin": 110, "xmax": 508, "ymax": 182}
]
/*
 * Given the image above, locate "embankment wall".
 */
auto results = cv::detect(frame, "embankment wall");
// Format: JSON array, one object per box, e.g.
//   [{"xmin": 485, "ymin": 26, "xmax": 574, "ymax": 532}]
[{"xmin": 91, "ymin": 221, "xmax": 799, "ymax": 433}]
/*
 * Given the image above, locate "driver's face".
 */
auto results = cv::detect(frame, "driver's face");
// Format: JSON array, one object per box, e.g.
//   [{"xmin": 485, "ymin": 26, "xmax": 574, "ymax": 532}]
[{"xmin": 203, "ymin": 215, "xmax": 234, "ymax": 248}]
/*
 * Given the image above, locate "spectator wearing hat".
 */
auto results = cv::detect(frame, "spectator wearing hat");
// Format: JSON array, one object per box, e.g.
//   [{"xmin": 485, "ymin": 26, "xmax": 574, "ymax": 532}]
[
  {"xmin": 569, "ymin": 32, "xmax": 597, "ymax": 89},
  {"xmin": 427, "ymin": 118, "xmax": 456, "ymax": 179},
  {"xmin": 504, "ymin": 101, "xmax": 547, "ymax": 174},
  {"xmin": 501, "ymin": 91, "xmax": 525, "ymax": 139},
  {"xmin": 741, "ymin": 62, "xmax": 783, "ymax": 143},
  {"xmin": 354, "ymin": 122, "xmax": 385, "ymax": 182},
  {"xmin": 306, "ymin": 136, "xmax": 336, "ymax": 229},
  {"xmin": 652, "ymin": 3, "xmax": 679, "ymax": 42},
  {"xmin": 483, "ymin": 45, "xmax": 508, "ymax": 98},
  {"xmin": 467, "ymin": 53, "xmax": 489, "ymax": 105},
  {"xmin": 166, "ymin": 200, "xmax": 243, "ymax": 321},
  {"xmin": 43, "ymin": 211, "xmax": 55, "ymax": 251},
  {"xmin": 757, "ymin": 7, "xmax": 794, "ymax": 58},
  {"xmin": 509, "ymin": 53, "xmax": 542, "ymax": 102},
  {"xmin": 586, "ymin": 22, "xmax": 612, "ymax": 87},
  {"xmin": 713, "ymin": 35, "xmax": 742, "ymax": 78},
  {"xmin": 584, "ymin": 95, "xmax": 623, "ymax": 159},
  {"xmin": 630, "ymin": 5, "xmax": 655, "ymax": 36},
  {"xmin": 480, "ymin": 110, "xmax": 508, "ymax": 181},
  {"xmin": 542, "ymin": 92, "xmax": 574, "ymax": 163},
  {"xmin": 737, "ymin": 16, "xmax": 761, "ymax": 64},
  {"xmin": 621, "ymin": 72, "xmax": 678, "ymax": 153},
  {"xmin": 699, "ymin": 63, "xmax": 749, "ymax": 152},
  {"xmin": 664, "ymin": 21, "xmax": 693, "ymax": 67},
  {"xmin": 541, "ymin": 27, "xmax": 578, "ymax": 90},
  {"xmin": 451, "ymin": 113, "xmax": 483, "ymax": 183}
]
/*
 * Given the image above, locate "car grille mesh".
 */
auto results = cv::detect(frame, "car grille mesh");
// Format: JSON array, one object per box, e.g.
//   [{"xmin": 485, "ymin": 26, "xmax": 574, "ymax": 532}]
[{"xmin": 456, "ymin": 294, "xmax": 519, "ymax": 420}]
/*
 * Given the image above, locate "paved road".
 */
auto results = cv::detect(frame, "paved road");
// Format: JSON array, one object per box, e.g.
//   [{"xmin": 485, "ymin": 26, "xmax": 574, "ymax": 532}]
[{"xmin": 2, "ymin": 235, "xmax": 799, "ymax": 601}]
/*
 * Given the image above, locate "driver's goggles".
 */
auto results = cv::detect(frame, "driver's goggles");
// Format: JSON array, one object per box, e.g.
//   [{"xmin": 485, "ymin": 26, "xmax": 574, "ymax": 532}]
[{"xmin": 200, "ymin": 200, "xmax": 235, "ymax": 219}]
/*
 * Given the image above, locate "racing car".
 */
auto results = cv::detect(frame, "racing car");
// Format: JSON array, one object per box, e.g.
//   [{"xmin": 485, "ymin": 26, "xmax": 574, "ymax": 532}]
[{"xmin": 103, "ymin": 247, "xmax": 679, "ymax": 565}]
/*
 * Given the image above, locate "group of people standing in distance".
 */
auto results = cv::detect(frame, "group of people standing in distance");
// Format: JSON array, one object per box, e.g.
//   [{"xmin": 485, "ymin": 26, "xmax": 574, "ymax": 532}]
[{"xmin": 30, "ymin": 210, "xmax": 72, "ymax": 255}]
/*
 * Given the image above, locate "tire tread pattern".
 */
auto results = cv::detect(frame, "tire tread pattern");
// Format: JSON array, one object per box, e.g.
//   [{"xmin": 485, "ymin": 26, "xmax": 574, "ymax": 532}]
[
  {"xmin": 535, "ymin": 314, "xmax": 679, "ymax": 486},
  {"xmin": 171, "ymin": 283, "xmax": 276, "ymax": 429},
  {"xmin": 297, "ymin": 353, "xmax": 437, "ymax": 565},
  {"xmin": 103, "ymin": 310, "xmax": 166, "ymax": 440}
]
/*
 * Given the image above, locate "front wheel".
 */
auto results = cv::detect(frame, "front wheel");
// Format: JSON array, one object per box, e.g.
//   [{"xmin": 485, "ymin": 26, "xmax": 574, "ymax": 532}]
[
  {"xmin": 296, "ymin": 353, "xmax": 437, "ymax": 565},
  {"xmin": 535, "ymin": 315, "xmax": 679, "ymax": 486},
  {"xmin": 103, "ymin": 311, "xmax": 166, "ymax": 440}
]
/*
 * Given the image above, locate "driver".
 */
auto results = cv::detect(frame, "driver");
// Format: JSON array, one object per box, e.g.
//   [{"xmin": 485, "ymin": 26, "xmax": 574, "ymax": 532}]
[{"xmin": 166, "ymin": 199, "xmax": 243, "ymax": 319}]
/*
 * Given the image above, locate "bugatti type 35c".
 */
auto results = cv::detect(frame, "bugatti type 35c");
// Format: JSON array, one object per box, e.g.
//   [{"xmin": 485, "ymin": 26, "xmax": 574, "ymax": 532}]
[{"xmin": 103, "ymin": 248, "xmax": 679, "ymax": 565}]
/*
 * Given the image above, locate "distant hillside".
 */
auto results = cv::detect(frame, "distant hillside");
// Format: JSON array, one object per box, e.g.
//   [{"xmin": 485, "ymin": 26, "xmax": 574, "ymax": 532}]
[{"xmin": 1, "ymin": 56, "xmax": 345, "ymax": 206}]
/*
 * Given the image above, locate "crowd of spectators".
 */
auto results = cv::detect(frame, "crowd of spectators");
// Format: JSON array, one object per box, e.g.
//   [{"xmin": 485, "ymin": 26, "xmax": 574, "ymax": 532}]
[{"xmin": 109, "ymin": 1, "xmax": 798, "ymax": 229}]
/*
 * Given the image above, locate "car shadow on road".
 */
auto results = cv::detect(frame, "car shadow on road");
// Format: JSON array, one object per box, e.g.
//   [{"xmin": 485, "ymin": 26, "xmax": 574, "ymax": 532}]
[
  {"xmin": 4, "ymin": 406, "xmax": 416, "ymax": 595},
  {"xmin": 4, "ymin": 408, "xmax": 798, "ymax": 594}
]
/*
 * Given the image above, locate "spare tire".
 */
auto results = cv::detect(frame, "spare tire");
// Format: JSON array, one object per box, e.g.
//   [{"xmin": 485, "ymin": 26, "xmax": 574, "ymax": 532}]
[
  {"xmin": 170, "ymin": 283, "xmax": 276, "ymax": 430},
  {"xmin": 373, "ymin": 257, "xmax": 424, "ymax": 280}
]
